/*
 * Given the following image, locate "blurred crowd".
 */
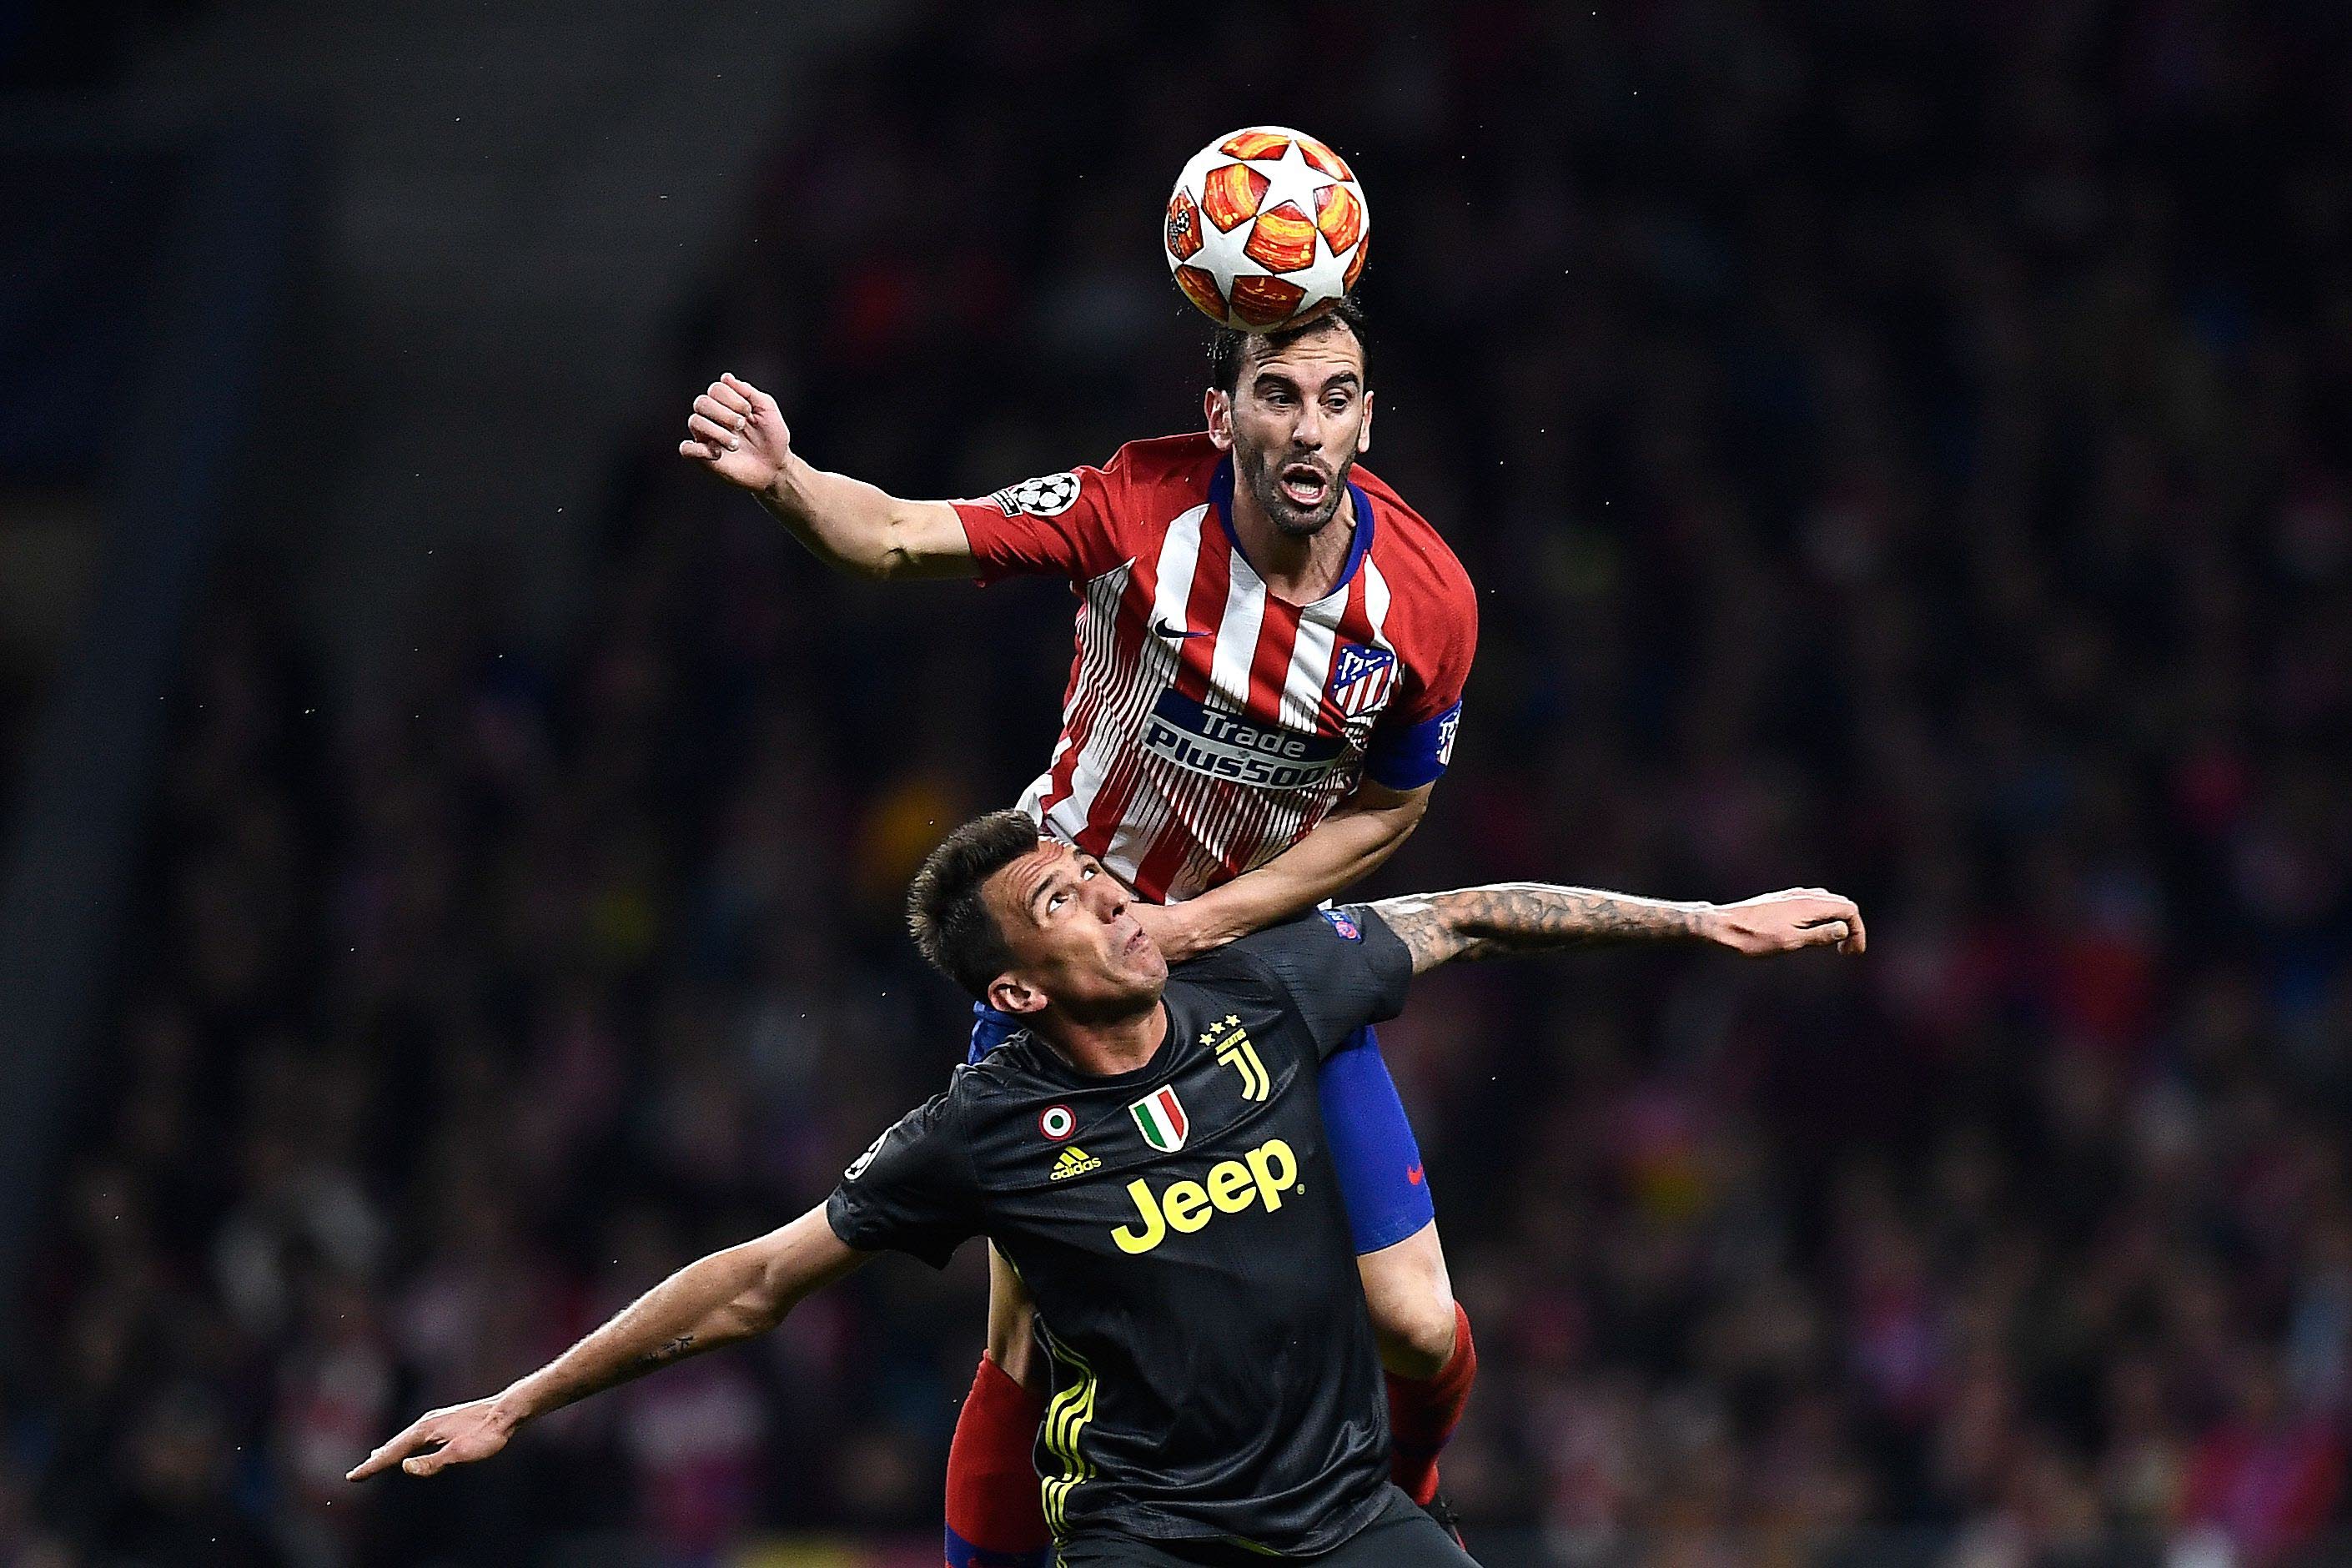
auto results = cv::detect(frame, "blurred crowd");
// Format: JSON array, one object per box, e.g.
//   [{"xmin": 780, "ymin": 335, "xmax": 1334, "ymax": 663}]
[{"xmin": 12, "ymin": 0, "xmax": 2352, "ymax": 1563}]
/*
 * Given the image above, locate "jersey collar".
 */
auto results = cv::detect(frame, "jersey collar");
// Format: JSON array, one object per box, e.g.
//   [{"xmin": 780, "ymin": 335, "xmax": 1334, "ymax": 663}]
[
  {"xmin": 1209, "ymin": 455, "xmax": 1375, "ymax": 606},
  {"xmin": 1028, "ymin": 1001, "xmax": 1179, "ymax": 1090}
]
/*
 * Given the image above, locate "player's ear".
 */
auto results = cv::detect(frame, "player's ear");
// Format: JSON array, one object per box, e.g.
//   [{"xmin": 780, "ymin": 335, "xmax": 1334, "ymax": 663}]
[
  {"xmin": 988, "ymin": 972, "xmax": 1048, "ymax": 1017},
  {"xmin": 1355, "ymin": 389, "xmax": 1372, "ymax": 454},
  {"xmin": 1204, "ymin": 388, "xmax": 1234, "ymax": 451}
]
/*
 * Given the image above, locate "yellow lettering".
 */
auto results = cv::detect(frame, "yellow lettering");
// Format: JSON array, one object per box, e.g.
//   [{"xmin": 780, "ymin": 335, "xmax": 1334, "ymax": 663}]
[
  {"xmin": 1206, "ymin": 1160, "xmax": 1254, "ymax": 1214},
  {"xmin": 1112, "ymin": 1179, "xmax": 1166, "ymax": 1254},
  {"xmin": 1110, "ymin": 1139, "xmax": 1300, "ymax": 1253},
  {"xmin": 1247, "ymin": 1139, "xmax": 1297, "ymax": 1211},
  {"xmin": 1163, "ymin": 1180, "xmax": 1211, "ymax": 1233}
]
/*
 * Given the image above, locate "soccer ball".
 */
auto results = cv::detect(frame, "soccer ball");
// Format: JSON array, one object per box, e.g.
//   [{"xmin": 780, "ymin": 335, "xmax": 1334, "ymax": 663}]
[{"xmin": 1163, "ymin": 126, "xmax": 1369, "ymax": 332}]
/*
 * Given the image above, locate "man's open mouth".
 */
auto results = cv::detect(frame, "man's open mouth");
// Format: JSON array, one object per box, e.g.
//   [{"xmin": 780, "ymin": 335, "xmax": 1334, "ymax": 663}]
[{"xmin": 1279, "ymin": 463, "xmax": 1329, "ymax": 508}]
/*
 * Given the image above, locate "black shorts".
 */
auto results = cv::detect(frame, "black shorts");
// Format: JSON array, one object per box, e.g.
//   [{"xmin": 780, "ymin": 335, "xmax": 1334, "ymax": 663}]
[{"xmin": 1054, "ymin": 1487, "xmax": 1479, "ymax": 1567}]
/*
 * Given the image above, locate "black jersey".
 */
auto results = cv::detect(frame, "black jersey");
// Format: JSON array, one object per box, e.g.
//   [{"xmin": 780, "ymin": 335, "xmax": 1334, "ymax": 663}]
[{"xmin": 827, "ymin": 906, "xmax": 1414, "ymax": 1555}]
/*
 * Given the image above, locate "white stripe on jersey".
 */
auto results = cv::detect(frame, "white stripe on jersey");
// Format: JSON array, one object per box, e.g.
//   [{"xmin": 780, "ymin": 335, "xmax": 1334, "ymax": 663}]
[
  {"xmin": 1148, "ymin": 505, "xmax": 1209, "ymax": 634},
  {"xmin": 1207, "ymin": 549, "xmax": 1268, "ymax": 707},
  {"xmin": 1363, "ymin": 555, "xmax": 1395, "ymax": 651},
  {"xmin": 1280, "ymin": 596, "xmax": 1347, "ymax": 732},
  {"xmin": 1099, "ymin": 791, "xmax": 1173, "ymax": 890},
  {"xmin": 1094, "ymin": 512, "xmax": 1212, "ymax": 882},
  {"xmin": 1229, "ymin": 563, "xmax": 1390, "ymax": 874}
]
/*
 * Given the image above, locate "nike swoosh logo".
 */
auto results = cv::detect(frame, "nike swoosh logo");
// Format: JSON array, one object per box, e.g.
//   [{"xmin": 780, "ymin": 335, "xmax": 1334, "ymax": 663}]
[{"xmin": 1150, "ymin": 616, "xmax": 1209, "ymax": 640}]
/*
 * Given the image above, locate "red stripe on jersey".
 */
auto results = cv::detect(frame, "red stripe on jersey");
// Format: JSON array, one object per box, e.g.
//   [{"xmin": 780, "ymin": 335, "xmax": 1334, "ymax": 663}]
[
  {"xmin": 1078, "ymin": 770, "xmax": 1138, "ymax": 859},
  {"xmin": 1035, "ymin": 677, "xmax": 1098, "ymax": 821},
  {"xmin": 1130, "ymin": 779, "xmax": 1195, "ymax": 902},
  {"xmin": 1170, "ymin": 523, "xmax": 1232, "ymax": 702},
  {"xmin": 1249, "ymin": 599, "xmax": 1304, "ymax": 715},
  {"xmin": 1073, "ymin": 567, "xmax": 1162, "ymax": 857},
  {"xmin": 1034, "ymin": 711, "xmax": 1092, "ymax": 823},
  {"xmin": 1133, "ymin": 746, "xmax": 1230, "ymax": 902},
  {"xmin": 1324, "ymin": 569, "xmax": 1378, "ymax": 731},
  {"xmin": 1130, "ymin": 526, "xmax": 1234, "ymax": 899},
  {"xmin": 1223, "ymin": 792, "xmax": 1279, "ymax": 885},
  {"xmin": 1221, "ymin": 599, "xmax": 1304, "ymax": 877},
  {"xmin": 1036, "ymin": 575, "xmax": 1123, "ymax": 821}
]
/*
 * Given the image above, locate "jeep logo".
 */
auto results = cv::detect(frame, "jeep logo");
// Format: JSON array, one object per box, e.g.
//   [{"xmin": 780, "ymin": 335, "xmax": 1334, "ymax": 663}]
[{"xmin": 1110, "ymin": 1138, "xmax": 1299, "ymax": 1255}]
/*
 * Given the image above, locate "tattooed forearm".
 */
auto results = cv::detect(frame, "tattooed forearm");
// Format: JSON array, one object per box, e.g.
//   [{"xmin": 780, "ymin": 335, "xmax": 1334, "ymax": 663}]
[
  {"xmin": 639, "ymin": 1334, "xmax": 696, "ymax": 1370},
  {"xmin": 499, "ymin": 1238, "xmax": 803, "ymax": 1420},
  {"xmin": 1370, "ymin": 883, "xmax": 1712, "ymax": 974}
]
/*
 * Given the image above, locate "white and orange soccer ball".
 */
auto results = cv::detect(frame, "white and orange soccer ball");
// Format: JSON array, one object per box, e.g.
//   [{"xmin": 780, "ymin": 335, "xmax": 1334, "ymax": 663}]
[{"xmin": 1163, "ymin": 126, "xmax": 1369, "ymax": 332}]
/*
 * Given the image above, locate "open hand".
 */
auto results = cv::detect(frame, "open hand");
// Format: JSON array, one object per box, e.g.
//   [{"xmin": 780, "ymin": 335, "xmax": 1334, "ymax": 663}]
[
  {"xmin": 679, "ymin": 372, "xmax": 793, "ymax": 494},
  {"xmin": 1703, "ymin": 888, "xmax": 1866, "ymax": 957},
  {"xmin": 346, "ymin": 1395, "xmax": 520, "ymax": 1482}
]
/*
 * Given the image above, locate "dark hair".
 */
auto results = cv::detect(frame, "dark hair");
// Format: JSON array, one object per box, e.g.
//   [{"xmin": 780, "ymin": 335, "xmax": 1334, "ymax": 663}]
[
  {"xmin": 907, "ymin": 809, "xmax": 1043, "ymax": 998},
  {"xmin": 1206, "ymin": 293, "xmax": 1369, "ymax": 396}
]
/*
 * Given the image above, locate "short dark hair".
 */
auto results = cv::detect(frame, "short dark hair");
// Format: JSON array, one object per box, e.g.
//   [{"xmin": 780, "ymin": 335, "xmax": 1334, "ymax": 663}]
[
  {"xmin": 1206, "ymin": 294, "xmax": 1369, "ymax": 396},
  {"xmin": 907, "ymin": 809, "xmax": 1043, "ymax": 998}
]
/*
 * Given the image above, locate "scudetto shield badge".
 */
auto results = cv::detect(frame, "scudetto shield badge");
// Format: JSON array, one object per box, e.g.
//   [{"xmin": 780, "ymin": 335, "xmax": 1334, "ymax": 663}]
[{"xmin": 1127, "ymin": 1085, "xmax": 1189, "ymax": 1153}]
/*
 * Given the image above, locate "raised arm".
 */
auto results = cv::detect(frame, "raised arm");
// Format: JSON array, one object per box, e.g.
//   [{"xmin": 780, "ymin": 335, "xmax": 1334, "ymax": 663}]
[
  {"xmin": 1133, "ymin": 780, "xmax": 1431, "ymax": 961},
  {"xmin": 1369, "ymin": 882, "xmax": 1866, "ymax": 975},
  {"xmin": 681, "ymin": 373, "xmax": 974, "ymax": 580},
  {"xmin": 347, "ymin": 1205, "xmax": 866, "ymax": 1482}
]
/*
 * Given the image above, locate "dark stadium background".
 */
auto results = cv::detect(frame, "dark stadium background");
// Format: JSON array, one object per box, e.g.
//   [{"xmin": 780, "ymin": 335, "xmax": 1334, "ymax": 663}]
[{"xmin": 7, "ymin": 1, "xmax": 2352, "ymax": 1563}]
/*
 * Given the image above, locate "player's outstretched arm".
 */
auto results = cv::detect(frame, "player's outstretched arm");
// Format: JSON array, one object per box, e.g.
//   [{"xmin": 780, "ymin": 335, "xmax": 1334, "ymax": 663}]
[
  {"xmin": 1132, "ymin": 780, "xmax": 1431, "ymax": 962},
  {"xmin": 679, "ymin": 372, "xmax": 974, "ymax": 580},
  {"xmin": 1370, "ymin": 883, "xmax": 1866, "ymax": 976},
  {"xmin": 346, "ymin": 1206, "xmax": 866, "ymax": 1482}
]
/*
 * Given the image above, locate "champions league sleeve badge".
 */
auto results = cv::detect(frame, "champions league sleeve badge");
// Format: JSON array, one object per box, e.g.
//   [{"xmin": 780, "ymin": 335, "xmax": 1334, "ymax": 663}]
[{"xmin": 988, "ymin": 471, "xmax": 1083, "ymax": 518}]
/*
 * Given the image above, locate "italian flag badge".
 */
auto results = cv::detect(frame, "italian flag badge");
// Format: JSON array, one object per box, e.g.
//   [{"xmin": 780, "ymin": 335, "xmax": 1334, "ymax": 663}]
[{"xmin": 1128, "ymin": 1084, "xmax": 1190, "ymax": 1153}]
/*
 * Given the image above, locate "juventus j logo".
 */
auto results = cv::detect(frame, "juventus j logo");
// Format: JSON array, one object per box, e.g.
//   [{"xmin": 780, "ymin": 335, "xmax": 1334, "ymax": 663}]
[{"xmin": 1204, "ymin": 1014, "xmax": 1269, "ymax": 1102}]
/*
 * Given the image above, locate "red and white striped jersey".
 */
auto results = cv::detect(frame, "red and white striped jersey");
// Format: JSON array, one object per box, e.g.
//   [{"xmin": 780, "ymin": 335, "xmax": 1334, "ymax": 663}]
[{"xmin": 952, "ymin": 433, "xmax": 1477, "ymax": 904}]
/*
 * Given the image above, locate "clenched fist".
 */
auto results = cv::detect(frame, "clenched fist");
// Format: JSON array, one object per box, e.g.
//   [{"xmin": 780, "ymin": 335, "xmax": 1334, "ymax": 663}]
[
  {"xmin": 679, "ymin": 372, "xmax": 793, "ymax": 495},
  {"xmin": 1701, "ymin": 888, "xmax": 1867, "ymax": 956}
]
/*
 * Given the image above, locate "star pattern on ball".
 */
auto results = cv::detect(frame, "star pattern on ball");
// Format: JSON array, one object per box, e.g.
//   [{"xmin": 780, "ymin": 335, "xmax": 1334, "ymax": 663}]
[
  {"xmin": 1249, "ymin": 139, "xmax": 1341, "ymax": 249},
  {"xmin": 1198, "ymin": 155, "xmax": 1352, "ymax": 286},
  {"xmin": 1165, "ymin": 127, "xmax": 1369, "ymax": 329}
]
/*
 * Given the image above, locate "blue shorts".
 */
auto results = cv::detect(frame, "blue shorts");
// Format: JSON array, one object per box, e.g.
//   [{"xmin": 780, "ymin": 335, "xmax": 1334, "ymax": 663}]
[{"xmin": 967, "ymin": 1004, "xmax": 1434, "ymax": 1254}]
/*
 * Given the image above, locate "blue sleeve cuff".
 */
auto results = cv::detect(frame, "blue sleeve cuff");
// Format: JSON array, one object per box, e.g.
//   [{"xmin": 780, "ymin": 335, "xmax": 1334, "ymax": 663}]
[{"xmin": 1363, "ymin": 701, "xmax": 1462, "ymax": 791}]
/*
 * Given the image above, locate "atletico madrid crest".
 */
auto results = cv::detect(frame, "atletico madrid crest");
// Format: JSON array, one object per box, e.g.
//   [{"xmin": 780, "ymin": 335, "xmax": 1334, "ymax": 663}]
[
  {"xmin": 1326, "ymin": 643, "xmax": 1397, "ymax": 718},
  {"xmin": 1128, "ymin": 1085, "xmax": 1189, "ymax": 1153}
]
